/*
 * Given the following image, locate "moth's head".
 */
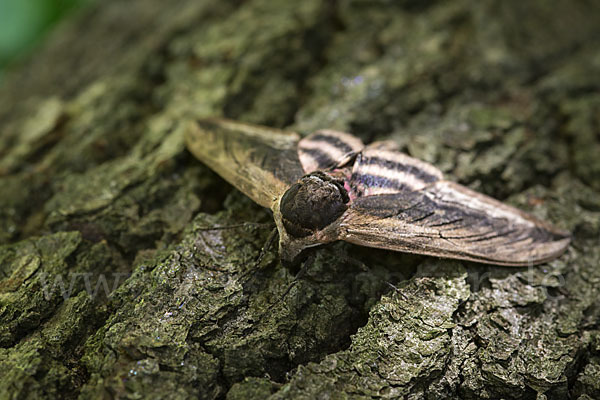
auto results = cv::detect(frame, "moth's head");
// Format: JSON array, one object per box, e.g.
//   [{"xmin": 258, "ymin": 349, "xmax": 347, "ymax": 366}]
[{"xmin": 279, "ymin": 172, "xmax": 349, "ymax": 239}]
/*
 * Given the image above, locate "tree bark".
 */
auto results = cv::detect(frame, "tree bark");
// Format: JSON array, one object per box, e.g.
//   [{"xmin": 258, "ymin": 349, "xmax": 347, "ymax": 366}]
[{"xmin": 1, "ymin": 0, "xmax": 599, "ymax": 399}]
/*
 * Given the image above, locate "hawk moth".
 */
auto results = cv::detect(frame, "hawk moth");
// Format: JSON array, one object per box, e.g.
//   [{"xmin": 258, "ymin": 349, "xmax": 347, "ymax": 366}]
[{"xmin": 185, "ymin": 118, "xmax": 570, "ymax": 267}]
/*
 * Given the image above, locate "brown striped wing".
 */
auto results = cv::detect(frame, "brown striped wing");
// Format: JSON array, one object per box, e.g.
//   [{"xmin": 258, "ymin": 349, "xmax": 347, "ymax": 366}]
[
  {"xmin": 298, "ymin": 130, "xmax": 364, "ymax": 173},
  {"xmin": 185, "ymin": 118, "xmax": 305, "ymax": 209},
  {"xmin": 340, "ymin": 148, "xmax": 570, "ymax": 266}
]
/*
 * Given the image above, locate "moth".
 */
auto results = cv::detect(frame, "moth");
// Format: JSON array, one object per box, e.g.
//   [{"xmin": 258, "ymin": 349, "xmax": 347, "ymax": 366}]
[{"xmin": 185, "ymin": 118, "xmax": 570, "ymax": 267}]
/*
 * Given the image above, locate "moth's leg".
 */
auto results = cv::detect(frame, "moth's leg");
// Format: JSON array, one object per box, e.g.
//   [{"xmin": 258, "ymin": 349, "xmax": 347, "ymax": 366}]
[
  {"xmin": 267, "ymin": 252, "xmax": 316, "ymax": 311},
  {"xmin": 320, "ymin": 244, "xmax": 369, "ymax": 272},
  {"xmin": 271, "ymin": 246, "xmax": 367, "ymax": 305},
  {"xmin": 255, "ymin": 227, "xmax": 279, "ymax": 267},
  {"xmin": 238, "ymin": 227, "xmax": 279, "ymax": 281},
  {"xmin": 385, "ymin": 281, "xmax": 408, "ymax": 300},
  {"xmin": 334, "ymin": 250, "xmax": 369, "ymax": 272}
]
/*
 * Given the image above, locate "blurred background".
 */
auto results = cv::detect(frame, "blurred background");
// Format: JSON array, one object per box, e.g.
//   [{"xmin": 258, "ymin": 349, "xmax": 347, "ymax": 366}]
[{"xmin": 0, "ymin": 0, "xmax": 91, "ymax": 79}]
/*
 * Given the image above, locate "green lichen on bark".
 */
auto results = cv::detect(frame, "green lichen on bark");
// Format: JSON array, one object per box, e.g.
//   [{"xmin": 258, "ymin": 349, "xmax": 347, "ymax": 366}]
[{"xmin": 0, "ymin": 0, "xmax": 599, "ymax": 399}]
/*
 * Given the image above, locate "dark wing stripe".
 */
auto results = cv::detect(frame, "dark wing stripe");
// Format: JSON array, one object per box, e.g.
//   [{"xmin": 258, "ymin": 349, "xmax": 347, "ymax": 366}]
[
  {"xmin": 349, "ymin": 171, "xmax": 413, "ymax": 193},
  {"xmin": 460, "ymin": 230, "xmax": 517, "ymax": 242},
  {"xmin": 409, "ymin": 210, "xmax": 436, "ymax": 223},
  {"xmin": 298, "ymin": 129, "xmax": 364, "ymax": 173},
  {"xmin": 360, "ymin": 156, "xmax": 441, "ymax": 183},
  {"xmin": 427, "ymin": 218, "xmax": 463, "ymax": 228},
  {"xmin": 350, "ymin": 149, "xmax": 443, "ymax": 197},
  {"xmin": 297, "ymin": 147, "xmax": 338, "ymax": 170},
  {"xmin": 306, "ymin": 133, "xmax": 356, "ymax": 154}
]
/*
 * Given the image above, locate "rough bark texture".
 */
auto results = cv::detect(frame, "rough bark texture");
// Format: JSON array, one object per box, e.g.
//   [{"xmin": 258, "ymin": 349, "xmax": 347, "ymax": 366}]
[{"xmin": 1, "ymin": 0, "xmax": 599, "ymax": 399}]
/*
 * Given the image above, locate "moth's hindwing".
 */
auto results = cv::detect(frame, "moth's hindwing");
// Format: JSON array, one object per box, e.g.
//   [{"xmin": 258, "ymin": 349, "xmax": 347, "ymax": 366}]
[
  {"xmin": 185, "ymin": 118, "xmax": 305, "ymax": 208},
  {"xmin": 298, "ymin": 129, "xmax": 364, "ymax": 173},
  {"xmin": 348, "ymin": 146, "xmax": 443, "ymax": 197}
]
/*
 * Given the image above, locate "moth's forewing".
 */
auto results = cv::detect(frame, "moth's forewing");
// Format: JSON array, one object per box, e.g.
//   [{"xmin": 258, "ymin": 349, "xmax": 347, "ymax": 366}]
[
  {"xmin": 340, "ymin": 180, "xmax": 570, "ymax": 266},
  {"xmin": 298, "ymin": 130, "xmax": 364, "ymax": 173},
  {"xmin": 185, "ymin": 118, "xmax": 305, "ymax": 209}
]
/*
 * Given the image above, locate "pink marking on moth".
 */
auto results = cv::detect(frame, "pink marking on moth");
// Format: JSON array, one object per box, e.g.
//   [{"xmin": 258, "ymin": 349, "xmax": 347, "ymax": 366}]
[{"xmin": 344, "ymin": 180, "xmax": 356, "ymax": 201}]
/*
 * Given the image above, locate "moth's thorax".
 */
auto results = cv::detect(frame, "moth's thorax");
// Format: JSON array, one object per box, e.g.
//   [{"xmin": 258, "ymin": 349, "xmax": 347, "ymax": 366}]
[{"xmin": 279, "ymin": 172, "xmax": 349, "ymax": 238}]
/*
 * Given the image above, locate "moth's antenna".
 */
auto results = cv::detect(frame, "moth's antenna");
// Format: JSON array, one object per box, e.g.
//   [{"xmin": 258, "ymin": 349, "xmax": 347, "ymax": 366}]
[
  {"xmin": 194, "ymin": 220, "xmax": 276, "ymax": 273},
  {"xmin": 196, "ymin": 222, "xmax": 274, "ymax": 231}
]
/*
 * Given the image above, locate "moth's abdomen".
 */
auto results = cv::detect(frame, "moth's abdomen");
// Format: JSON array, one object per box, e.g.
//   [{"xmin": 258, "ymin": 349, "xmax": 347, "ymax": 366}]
[{"xmin": 280, "ymin": 172, "xmax": 349, "ymax": 237}]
